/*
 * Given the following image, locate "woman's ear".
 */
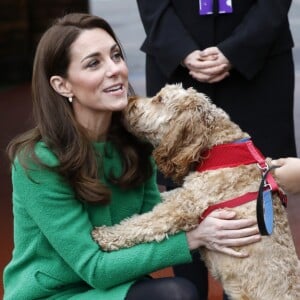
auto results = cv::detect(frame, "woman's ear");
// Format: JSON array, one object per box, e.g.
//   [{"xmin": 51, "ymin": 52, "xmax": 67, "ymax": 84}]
[{"xmin": 50, "ymin": 75, "xmax": 72, "ymax": 98}]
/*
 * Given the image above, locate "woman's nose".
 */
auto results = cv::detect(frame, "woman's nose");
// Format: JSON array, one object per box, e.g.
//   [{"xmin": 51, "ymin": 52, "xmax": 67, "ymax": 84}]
[{"xmin": 105, "ymin": 59, "xmax": 121, "ymax": 77}]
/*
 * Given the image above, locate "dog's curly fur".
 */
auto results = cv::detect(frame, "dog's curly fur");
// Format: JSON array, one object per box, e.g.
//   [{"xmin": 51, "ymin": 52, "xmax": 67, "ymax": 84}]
[{"xmin": 92, "ymin": 84, "xmax": 300, "ymax": 300}]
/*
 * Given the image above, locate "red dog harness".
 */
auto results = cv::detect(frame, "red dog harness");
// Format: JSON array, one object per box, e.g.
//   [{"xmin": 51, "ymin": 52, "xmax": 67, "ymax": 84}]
[{"xmin": 196, "ymin": 139, "xmax": 287, "ymax": 235}]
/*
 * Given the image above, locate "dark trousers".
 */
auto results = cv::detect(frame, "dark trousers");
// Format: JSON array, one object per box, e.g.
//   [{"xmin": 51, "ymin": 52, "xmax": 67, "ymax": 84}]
[{"xmin": 173, "ymin": 252, "xmax": 208, "ymax": 299}]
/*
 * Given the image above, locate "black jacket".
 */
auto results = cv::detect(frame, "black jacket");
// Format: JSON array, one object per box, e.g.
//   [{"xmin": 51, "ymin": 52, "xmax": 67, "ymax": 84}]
[{"xmin": 137, "ymin": 0, "xmax": 296, "ymax": 159}]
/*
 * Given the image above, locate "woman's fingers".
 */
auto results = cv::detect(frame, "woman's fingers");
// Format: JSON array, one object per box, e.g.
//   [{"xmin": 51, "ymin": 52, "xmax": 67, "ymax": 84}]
[
  {"xmin": 208, "ymin": 243, "xmax": 249, "ymax": 258},
  {"xmin": 189, "ymin": 65, "xmax": 229, "ymax": 82},
  {"xmin": 187, "ymin": 59, "xmax": 222, "ymax": 72},
  {"xmin": 187, "ymin": 209, "xmax": 261, "ymax": 255}
]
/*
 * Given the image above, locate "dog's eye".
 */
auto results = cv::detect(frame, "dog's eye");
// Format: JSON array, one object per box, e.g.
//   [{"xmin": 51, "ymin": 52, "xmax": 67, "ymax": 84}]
[{"xmin": 153, "ymin": 95, "xmax": 163, "ymax": 104}]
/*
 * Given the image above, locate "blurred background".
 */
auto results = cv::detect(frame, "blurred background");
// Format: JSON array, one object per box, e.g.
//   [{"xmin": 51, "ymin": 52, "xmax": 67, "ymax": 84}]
[{"xmin": 1, "ymin": 0, "xmax": 300, "ymax": 298}]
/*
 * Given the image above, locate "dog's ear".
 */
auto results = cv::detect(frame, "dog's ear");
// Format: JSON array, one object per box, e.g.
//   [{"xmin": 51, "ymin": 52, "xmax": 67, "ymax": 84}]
[{"xmin": 153, "ymin": 107, "xmax": 211, "ymax": 183}]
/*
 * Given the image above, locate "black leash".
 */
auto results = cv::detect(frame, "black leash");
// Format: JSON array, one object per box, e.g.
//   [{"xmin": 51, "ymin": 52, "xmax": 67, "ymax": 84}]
[{"xmin": 256, "ymin": 165, "xmax": 280, "ymax": 235}]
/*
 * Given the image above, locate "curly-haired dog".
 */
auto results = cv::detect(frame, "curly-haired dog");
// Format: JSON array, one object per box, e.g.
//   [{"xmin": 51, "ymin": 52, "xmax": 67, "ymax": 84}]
[{"xmin": 92, "ymin": 84, "xmax": 300, "ymax": 300}]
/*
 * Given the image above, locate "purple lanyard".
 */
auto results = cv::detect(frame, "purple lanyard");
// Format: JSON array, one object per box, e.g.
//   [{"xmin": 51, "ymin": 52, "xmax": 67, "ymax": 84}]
[{"xmin": 199, "ymin": 0, "xmax": 233, "ymax": 15}]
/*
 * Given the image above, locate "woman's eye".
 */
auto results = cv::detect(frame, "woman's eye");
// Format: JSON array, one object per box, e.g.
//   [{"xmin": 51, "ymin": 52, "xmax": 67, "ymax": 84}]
[
  {"xmin": 86, "ymin": 59, "xmax": 99, "ymax": 68},
  {"xmin": 112, "ymin": 51, "xmax": 122, "ymax": 62}
]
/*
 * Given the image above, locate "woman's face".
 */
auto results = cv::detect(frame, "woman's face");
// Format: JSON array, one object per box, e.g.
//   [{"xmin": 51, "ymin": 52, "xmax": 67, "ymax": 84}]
[{"xmin": 65, "ymin": 28, "xmax": 129, "ymax": 128}]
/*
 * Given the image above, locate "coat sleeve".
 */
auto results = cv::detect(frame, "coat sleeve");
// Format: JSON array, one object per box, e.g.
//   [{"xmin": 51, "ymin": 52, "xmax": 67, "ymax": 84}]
[
  {"xmin": 13, "ymin": 150, "xmax": 192, "ymax": 290},
  {"xmin": 137, "ymin": 0, "xmax": 199, "ymax": 77},
  {"xmin": 218, "ymin": 0, "xmax": 293, "ymax": 79}
]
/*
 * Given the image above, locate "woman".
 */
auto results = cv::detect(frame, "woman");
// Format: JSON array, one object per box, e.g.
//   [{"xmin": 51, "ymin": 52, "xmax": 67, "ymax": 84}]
[{"xmin": 3, "ymin": 13, "xmax": 260, "ymax": 299}]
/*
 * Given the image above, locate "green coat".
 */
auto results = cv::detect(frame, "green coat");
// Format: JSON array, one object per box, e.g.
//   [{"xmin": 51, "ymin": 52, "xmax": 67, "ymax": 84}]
[{"xmin": 3, "ymin": 142, "xmax": 192, "ymax": 299}]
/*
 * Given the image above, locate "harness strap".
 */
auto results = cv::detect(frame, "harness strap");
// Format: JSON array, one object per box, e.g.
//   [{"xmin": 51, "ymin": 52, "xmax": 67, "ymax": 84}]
[
  {"xmin": 199, "ymin": 191, "xmax": 258, "ymax": 223},
  {"xmin": 196, "ymin": 139, "xmax": 262, "ymax": 172},
  {"xmin": 196, "ymin": 139, "xmax": 288, "ymax": 234}
]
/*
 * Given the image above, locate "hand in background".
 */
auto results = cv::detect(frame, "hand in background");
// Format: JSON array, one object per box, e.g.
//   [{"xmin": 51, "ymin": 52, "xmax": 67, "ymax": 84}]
[
  {"xmin": 183, "ymin": 47, "xmax": 231, "ymax": 83},
  {"xmin": 272, "ymin": 157, "xmax": 300, "ymax": 195}
]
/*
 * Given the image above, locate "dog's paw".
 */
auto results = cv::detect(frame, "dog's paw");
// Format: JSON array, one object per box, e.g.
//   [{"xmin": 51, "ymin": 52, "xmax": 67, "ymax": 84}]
[
  {"xmin": 91, "ymin": 227, "xmax": 127, "ymax": 251},
  {"xmin": 91, "ymin": 227, "xmax": 112, "ymax": 250}
]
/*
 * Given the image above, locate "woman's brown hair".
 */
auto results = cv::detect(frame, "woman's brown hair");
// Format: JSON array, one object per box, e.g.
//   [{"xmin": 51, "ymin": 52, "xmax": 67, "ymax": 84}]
[{"xmin": 7, "ymin": 13, "xmax": 153, "ymax": 204}]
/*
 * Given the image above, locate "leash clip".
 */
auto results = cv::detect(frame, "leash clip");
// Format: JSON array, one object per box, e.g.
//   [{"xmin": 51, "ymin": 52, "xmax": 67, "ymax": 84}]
[
  {"xmin": 264, "ymin": 182, "xmax": 272, "ymax": 190},
  {"xmin": 256, "ymin": 161, "xmax": 269, "ymax": 174},
  {"xmin": 257, "ymin": 162, "xmax": 271, "ymax": 187}
]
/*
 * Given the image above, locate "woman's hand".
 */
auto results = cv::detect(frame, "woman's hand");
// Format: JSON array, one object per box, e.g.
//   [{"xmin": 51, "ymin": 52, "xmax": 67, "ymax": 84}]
[
  {"xmin": 272, "ymin": 157, "xmax": 300, "ymax": 194},
  {"xmin": 186, "ymin": 209, "xmax": 261, "ymax": 257}
]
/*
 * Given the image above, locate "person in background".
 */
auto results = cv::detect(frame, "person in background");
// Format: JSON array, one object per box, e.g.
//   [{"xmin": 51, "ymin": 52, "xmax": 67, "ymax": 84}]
[
  {"xmin": 3, "ymin": 13, "xmax": 261, "ymax": 300},
  {"xmin": 136, "ymin": 0, "xmax": 297, "ymax": 298}
]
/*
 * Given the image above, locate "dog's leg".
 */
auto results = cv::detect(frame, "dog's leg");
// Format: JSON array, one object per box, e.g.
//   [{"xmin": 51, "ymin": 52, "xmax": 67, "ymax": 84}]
[
  {"xmin": 221, "ymin": 282, "xmax": 248, "ymax": 300},
  {"xmin": 92, "ymin": 188, "xmax": 201, "ymax": 251}
]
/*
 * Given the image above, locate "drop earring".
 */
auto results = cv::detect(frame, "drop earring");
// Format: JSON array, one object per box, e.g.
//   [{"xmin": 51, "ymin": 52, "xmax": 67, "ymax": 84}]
[{"xmin": 68, "ymin": 96, "xmax": 73, "ymax": 103}]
